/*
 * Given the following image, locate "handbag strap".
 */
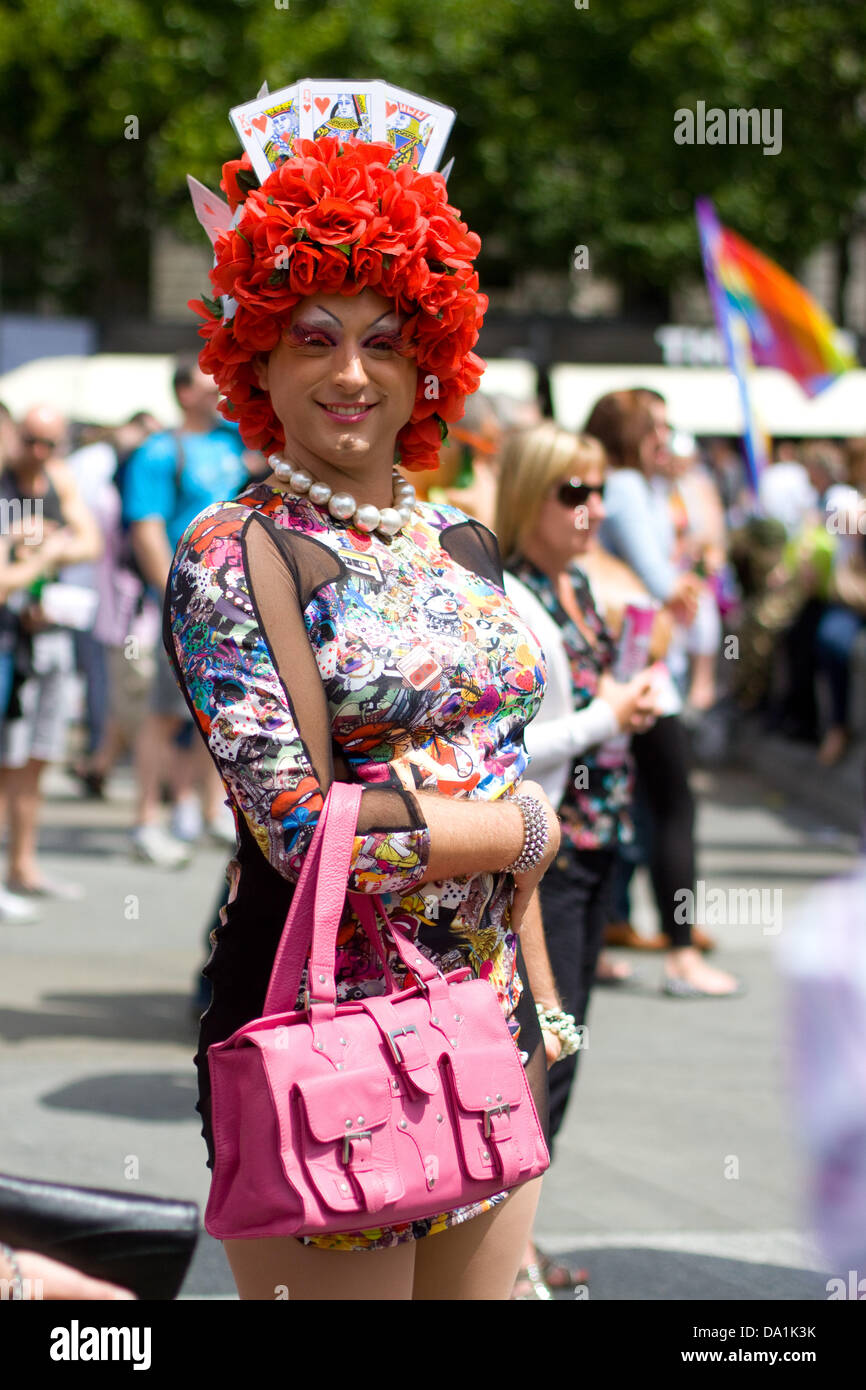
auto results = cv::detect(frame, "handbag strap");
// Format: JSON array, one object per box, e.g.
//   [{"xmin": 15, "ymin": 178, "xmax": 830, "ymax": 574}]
[
  {"xmin": 264, "ymin": 782, "xmax": 444, "ymax": 1019},
  {"xmin": 262, "ymin": 782, "xmax": 362, "ymax": 1016}
]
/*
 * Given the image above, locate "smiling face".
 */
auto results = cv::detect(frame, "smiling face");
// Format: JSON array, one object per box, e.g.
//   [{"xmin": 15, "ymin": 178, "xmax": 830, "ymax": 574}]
[{"xmin": 255, "ymin": 288, "xmax": 418, "ymax": 504}]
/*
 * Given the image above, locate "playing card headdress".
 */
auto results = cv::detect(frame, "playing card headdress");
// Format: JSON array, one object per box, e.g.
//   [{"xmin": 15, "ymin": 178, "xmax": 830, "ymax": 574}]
[{"xmin": 187, "ymin": 80, "xmax": 485, "ymax": 471}]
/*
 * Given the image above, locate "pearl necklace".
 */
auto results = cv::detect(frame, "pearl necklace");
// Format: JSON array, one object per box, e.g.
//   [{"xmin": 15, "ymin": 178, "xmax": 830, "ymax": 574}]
[{"xmin": 268, "ymin": 455, "xmax": 416, "ymax": 538}]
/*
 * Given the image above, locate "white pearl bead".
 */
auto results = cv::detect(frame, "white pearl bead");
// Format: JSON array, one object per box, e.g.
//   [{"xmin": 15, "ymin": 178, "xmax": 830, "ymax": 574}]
[
  {"xmin": 394, "ymin": 483, "xmax": 416, "ymax": 503},
  {"xmin": 308, "ymin": 482, "xmax": 333, "ymax": 507},
  {"xmin": 273, "ymin": 459, "xmax": 294, "ymax": 481},
  {"xmin": 354, "ymin": 503, "xmax": 381, "ymax": 533},
  {"xmin": 328, "ymin": 492, "xmax": 356, "ymax": 521},
  {"xmin": 289, "ymin": 468, "xmax": 312, "ymax": 493},
  {"xmin": 377, "ymin": 507, "xmax": 403, "ymax": 536},
  {"xmin": 397, "ymin": 505, "xmax": 414, "ymax": 526}
]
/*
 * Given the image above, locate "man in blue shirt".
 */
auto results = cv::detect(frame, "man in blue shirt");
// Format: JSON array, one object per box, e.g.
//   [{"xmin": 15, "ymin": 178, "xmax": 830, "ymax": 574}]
[{"xmin": 122, "ymin": 358, "xmax": 249, "ymax": 866}]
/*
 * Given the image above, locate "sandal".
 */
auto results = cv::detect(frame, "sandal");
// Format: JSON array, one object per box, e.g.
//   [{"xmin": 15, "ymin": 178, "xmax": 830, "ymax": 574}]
[
  {"xmin": 662, "ymin": 975, "xmax": 744, "ymax": 999},
  {"xmin": 511, "ymin": 1262, "xmax": 553, "ymax": 1300},
  {"xmin": 536, "ymin": 1249, "xmax": 590, "ymax": 1289}
]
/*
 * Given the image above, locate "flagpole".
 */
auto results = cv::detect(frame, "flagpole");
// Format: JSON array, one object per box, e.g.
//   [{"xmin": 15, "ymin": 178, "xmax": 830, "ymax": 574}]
[{"xmin": 695, "ymin": 197, "xmax": 769, "ymax": 504}]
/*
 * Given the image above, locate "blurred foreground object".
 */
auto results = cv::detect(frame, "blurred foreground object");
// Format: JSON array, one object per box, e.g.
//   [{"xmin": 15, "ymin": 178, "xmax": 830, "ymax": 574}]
[
  {"xmin": 0, "ymin": 1174, "xmax": 198, "ymax": 1301},
  {"xmin": 780, "ymin": 866, "xmax": 866, "ymax": 1276}
]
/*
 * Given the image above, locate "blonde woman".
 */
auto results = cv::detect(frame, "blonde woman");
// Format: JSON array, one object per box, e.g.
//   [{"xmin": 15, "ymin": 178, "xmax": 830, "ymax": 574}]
[{"xmin": 497, "ymin": 424, "xmax": 659, "ymax": 1294}]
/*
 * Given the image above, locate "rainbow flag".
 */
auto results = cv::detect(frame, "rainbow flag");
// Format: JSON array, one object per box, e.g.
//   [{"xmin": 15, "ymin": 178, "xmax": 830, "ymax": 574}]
[
  {"xmin": 695, "ymin": 197, "xmax": 769, "ymax": 494},
  {"xmin": 696, "ymin": 197, "xmax": 857, "ymax": 398}
]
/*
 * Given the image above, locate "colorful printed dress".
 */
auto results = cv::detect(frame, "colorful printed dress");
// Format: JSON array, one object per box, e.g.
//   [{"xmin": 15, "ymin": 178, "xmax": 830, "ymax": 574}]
[{"xmin": 163, "ymin": 480, "xmax": 548, "ymax": 1250}]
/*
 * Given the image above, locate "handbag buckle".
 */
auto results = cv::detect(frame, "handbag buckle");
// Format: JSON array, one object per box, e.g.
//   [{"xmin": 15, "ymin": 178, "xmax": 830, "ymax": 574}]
[
  {"xmin": 303, "ymin": 988, "xmax": 330, "ymax": 1010},
  {"xmin": 483, "ymin": 1104, "xmax": 511, "ymax": 1137},
  {"xmin": 342, "ymin": 1130, "xmax": 372, "ymax": 1164},
  {"xmin": 385, "ymin": 1024, "xmax": 420, "ymax": 1064}
]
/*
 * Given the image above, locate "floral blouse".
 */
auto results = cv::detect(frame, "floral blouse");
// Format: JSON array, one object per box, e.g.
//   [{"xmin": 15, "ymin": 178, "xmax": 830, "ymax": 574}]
[
  {"xmin": 164, "ymin": 480, "xmax": 547, "ymax": 1250},
  {"xmin": 509, "ymin": 557, "xmax": 633, "ymax": 850}
]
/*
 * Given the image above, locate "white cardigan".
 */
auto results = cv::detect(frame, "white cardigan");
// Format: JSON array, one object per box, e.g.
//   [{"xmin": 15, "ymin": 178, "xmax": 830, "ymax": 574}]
[{"xmin": 504, "ymin": 570, "xmax": 619, "ymax": 809}]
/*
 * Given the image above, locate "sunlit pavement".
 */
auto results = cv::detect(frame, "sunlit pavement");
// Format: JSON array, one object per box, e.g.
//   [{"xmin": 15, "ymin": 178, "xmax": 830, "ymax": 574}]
[{"xmin": 0, "ymin": 760, "xmax": 858, "ymax": 1300}]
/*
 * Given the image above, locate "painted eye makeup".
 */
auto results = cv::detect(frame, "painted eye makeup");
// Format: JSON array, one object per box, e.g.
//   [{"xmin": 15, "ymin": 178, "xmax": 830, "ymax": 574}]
[
  {"xmin": 364, "ymin": 329, "xmax": 404, "ymax": 352},
  {"xmin": 284, "ymin": 317, "xmax": 405, "ymax": 351},
  {"xmin": 285, "ymin": 323, "xmax": 335, "ymax": 348}
]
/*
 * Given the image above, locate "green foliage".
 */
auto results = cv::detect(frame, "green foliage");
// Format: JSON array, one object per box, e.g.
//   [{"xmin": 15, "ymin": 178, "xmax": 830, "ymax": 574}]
[{"xmin": 1, "ymin": 0, "xmax": 864, "ymax": 319}]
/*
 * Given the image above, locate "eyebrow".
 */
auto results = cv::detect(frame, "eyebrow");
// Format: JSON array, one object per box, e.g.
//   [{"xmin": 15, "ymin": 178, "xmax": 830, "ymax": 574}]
[{"xmin": 293, "ymin": 308, "xmax": 402, "ymax": 329}]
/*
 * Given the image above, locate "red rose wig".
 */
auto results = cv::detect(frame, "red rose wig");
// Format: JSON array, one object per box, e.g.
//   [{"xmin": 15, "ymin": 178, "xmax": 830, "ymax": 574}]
[{"xmin": 189, "ymin": 138, "xmax": 487, "ymax": 472}]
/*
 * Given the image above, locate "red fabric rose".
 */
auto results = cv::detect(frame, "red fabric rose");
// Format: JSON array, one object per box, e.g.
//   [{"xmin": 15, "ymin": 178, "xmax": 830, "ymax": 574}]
[{"xmin": 191, "ymin": 134, "xmax": 486, "ymax": 471}]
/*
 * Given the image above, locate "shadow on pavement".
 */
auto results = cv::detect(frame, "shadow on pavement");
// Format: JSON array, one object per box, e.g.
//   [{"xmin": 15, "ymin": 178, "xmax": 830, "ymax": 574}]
[
  {"xmin": 0, "ymin": 991, "xmax": 199, "ymax": 1045},
  {"xmin": 41, "ymin": 1070, "xmax": 198, "ymax": 1122},
  {"xmin": 547, "ymin": 1247, "xmax": 831, "ymax": 1300}
]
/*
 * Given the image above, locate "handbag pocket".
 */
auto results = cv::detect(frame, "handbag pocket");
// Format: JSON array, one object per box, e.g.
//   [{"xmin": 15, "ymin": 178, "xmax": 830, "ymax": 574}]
[
  {"xmin": 295, "ymin": 1066, "xmax": 404, "ymax": 1217},
  {"xmin": 445, "ymin": 1046, "xmax": 543, "ymax": 1188}
]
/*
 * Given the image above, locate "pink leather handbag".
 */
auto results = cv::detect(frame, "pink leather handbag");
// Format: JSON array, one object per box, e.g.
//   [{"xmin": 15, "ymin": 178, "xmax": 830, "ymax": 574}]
[{"xmin": 204, "ymin": 783, "xmax": 549, "ymax": 1239}]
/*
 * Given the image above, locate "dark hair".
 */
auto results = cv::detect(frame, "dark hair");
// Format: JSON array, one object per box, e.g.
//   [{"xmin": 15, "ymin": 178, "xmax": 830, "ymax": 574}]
[
  {"xmin": 172, "ymin": 356, "xmax": 199, "ymax": 401},
  {"xmin": 632, "ymin": 386, "xmax": 666, "ymax": 406},
  {"xmin": 583, "ymin": 390, "xmax": 655, "ymax": 471}
]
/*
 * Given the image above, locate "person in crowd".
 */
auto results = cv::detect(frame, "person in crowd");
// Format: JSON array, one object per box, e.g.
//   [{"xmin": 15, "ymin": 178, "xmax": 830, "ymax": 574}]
[
  {"xmin": 121, "ymin": 360, "xmax": 249, "ymax": 866},
  {"xmin": 586, "ymin": 388, "xmax": 739, "ymax": 991},
  {"xmin": 498, "ymin": 423, "xmax": 660, "ymax": 1297},
  {"xmin": 810, "ymin": 439, "xmax": 866, "ymax": 765},
  {"xmin": 63, "ymin": 413, "xmax": 161, "ymax": 797},
  {"xmin": 758, "ymin": 439, "xmax": 816, "ymax": 537},
  {"xmin": 659, "ymin": 430, "xmax": 726, "ymax": 714},
  {"xmin": 0, "ymin": 405, "xmax": 102, "ymax": 899},
  {"xmin": 166, "ymin": 133, "xmax": 566, "ymax": 1300},
  {"xmin": 771, "ymin": 441, "xmax": 847, "ymax": 746}
]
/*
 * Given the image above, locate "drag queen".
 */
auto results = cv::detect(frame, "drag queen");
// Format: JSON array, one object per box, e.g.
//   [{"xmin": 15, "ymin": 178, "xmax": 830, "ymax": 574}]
[{"xmin": 165, "ymin": 117, "xmax": 565, "ymax": 1299}]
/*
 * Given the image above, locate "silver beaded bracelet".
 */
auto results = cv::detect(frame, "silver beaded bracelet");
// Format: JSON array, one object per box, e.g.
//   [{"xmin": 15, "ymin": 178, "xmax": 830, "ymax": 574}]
[
  {"xmin": 0, "ymin": 1242, "xmax": 24, "ymax": 1299},
  {"xmin": 536, "ymin": 1004, "xmax": 583, "ymax": 1058},
  {"xmin": 504, "ymin": 794, "xmax": 550, "ymax": 875}
]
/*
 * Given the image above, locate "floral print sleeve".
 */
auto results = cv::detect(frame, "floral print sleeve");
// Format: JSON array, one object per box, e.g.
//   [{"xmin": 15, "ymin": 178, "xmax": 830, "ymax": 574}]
[{"xmin": 165, "ymin": 498, "xmax": 431, "ymax": 894}]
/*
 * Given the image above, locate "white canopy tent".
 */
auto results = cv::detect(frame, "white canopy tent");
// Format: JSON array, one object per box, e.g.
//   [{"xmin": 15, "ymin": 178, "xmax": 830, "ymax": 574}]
[
  {"xmin": 3, "ymin": 354, "xmax": 861, "ymax": 439},
  {"xmin": 0, "ymin": 354, "xmax": 541, "ymax": 430},
  {"xmin": 550, "ymin": 364, "xmax": 866, "ymax": 438},
  {"xmin": 0, "ymin": 355, "xmax": 183, "ymax": 428}
]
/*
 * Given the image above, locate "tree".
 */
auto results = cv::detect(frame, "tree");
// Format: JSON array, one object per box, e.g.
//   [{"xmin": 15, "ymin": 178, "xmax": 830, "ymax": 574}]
[{"xmin": 2, "ymin": 0, "xmax": 864, "ymax": 322}]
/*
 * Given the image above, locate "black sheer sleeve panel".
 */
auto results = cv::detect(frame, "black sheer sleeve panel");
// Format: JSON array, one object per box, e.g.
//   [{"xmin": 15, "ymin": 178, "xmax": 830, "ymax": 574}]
[{"xmin": 438, "ymin": 517, "xmax": 506, "ymax": 590}]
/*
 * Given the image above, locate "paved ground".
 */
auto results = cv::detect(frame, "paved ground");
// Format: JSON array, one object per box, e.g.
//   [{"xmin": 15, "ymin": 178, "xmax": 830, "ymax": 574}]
[{"xmin": 0, "ymin": 756, "xmax": 858, "ymax": 1299}]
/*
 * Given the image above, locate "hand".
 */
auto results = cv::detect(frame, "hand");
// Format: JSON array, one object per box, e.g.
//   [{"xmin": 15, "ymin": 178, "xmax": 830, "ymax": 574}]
[
  {"xmin": 665, "ymin": 572, "xmax": 701, "ymax": 626},
  {"xmin": 0, "ymin": 1248, "xmax": 136, "ymax": 1300},
  {"xmin": 35, "ymin": 525, "xmax": 75, "ymax": 568},
  {"xmin": 542, "ymin": 1026, "xmax": 563, "ymax": 1069},
  {"xmin": 598, "ymin": 669, "xmax": 659, "ymax": 733},
  {"xmin": 509, "ymin": 779, "xmax": 561, "ymax": 933}
]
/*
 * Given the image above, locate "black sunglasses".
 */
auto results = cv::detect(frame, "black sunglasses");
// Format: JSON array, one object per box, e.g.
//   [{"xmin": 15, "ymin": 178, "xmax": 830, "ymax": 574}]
[
  {"xmin": 556, "ymin": 478, "xmax": 604, "ymax": 508},
  {"xmin": 21, "ymin": 434, "xmax": 59, "ymax": 449}
]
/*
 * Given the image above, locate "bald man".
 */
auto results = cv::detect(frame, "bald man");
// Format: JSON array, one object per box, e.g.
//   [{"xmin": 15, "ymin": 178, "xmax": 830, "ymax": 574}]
[{"xmin": 0, "ymin": 405, "xmax": 101, "ymax": 899}]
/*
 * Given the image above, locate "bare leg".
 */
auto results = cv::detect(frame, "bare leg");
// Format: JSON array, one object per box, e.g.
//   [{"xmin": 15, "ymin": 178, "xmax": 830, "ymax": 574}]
[
  {"xmin": 687, "ymin": 651, "xmax": 717, "ymax": 711},
  {"xmin": 412, "ymin": 1176, "xmax": 543, "ymax": 1301},
  {"xmin": 223, "ymin": 1235, "xmax": 415, "ymax": 1302},
  {"xmin": 134, "ymin": 714, "xmax": 184, "ymax": 824},
  {"xmin": 5, "ymin": 758, "xmax": 46, "ymax": 886}
]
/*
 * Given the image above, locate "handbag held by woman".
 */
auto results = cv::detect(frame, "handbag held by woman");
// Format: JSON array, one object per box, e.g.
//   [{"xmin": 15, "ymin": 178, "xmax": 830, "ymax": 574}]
[{"xmin": 205, "ymin": 783, "xmax": 549, "ymax": 1239}]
